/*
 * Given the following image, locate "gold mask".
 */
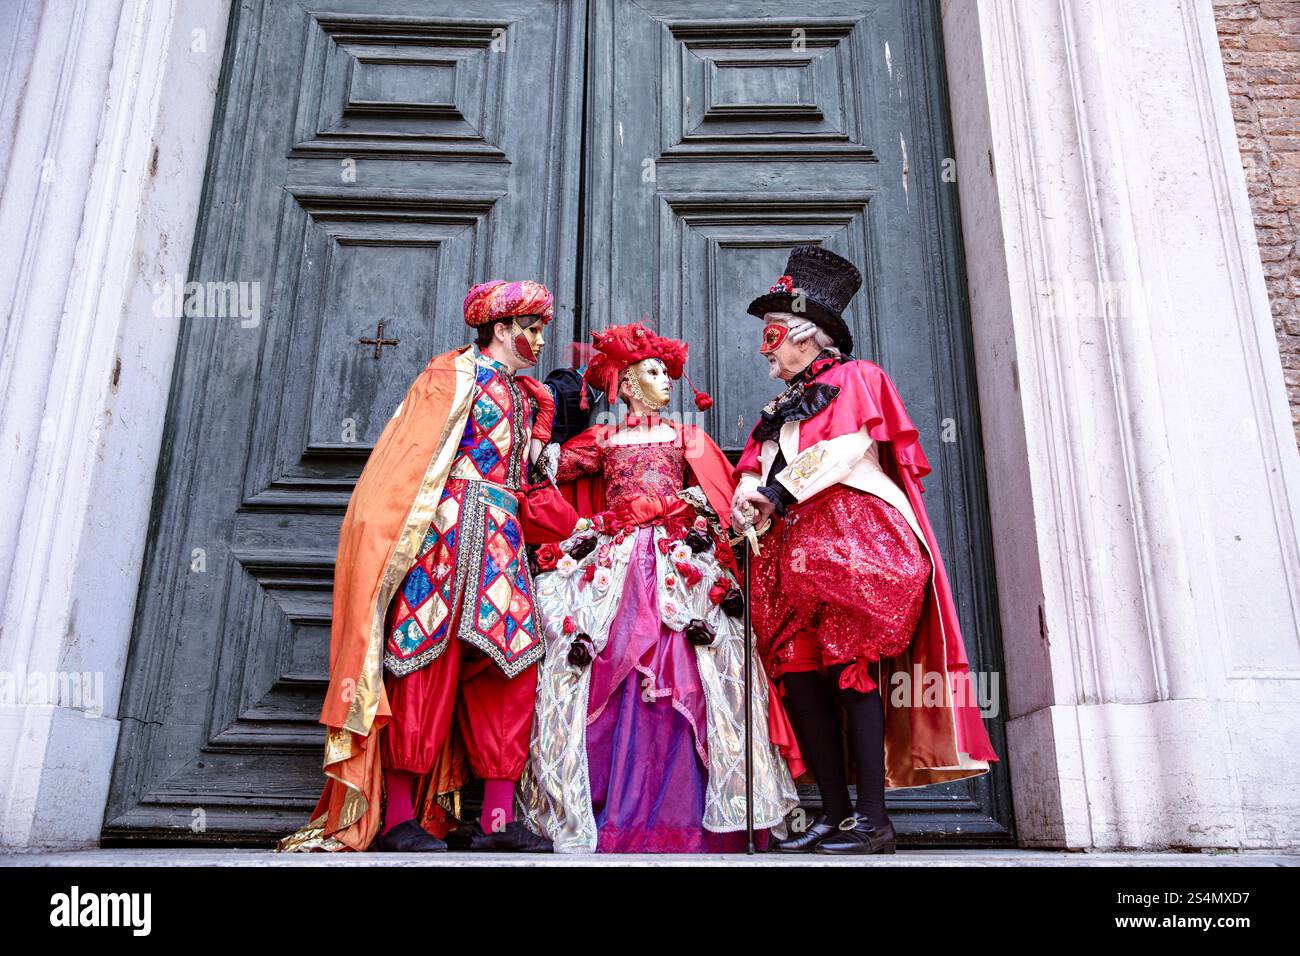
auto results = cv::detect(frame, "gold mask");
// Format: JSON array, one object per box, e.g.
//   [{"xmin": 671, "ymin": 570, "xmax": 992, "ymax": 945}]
[{"xmin": 622, "ymin": 358, "xmax": 671, "ymax": 409}]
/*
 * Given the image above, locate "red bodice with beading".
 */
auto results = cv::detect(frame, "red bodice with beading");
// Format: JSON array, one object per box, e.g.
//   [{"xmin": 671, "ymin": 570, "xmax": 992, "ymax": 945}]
[{"xmin": 555, "ymin": 435, "xmax": 685, "ymax": 510}]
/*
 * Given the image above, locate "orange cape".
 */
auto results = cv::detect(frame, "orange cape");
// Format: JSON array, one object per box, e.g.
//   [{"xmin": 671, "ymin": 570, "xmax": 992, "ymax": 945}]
[{"xmin": 278, "ymin": 345, "xmax": 551, "ymax": 851}]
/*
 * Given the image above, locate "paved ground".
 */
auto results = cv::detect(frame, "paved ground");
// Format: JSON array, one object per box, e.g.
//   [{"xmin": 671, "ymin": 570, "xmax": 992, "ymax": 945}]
[{"xmin": 2, "ymin": 848, "xmax": 1295, "ymax": 866}]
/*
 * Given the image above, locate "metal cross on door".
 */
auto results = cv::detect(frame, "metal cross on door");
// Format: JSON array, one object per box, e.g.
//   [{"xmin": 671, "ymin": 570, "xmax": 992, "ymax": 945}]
[{"xmin": 357, "ymin": 320, "xmax": 400, "ymax": 359}]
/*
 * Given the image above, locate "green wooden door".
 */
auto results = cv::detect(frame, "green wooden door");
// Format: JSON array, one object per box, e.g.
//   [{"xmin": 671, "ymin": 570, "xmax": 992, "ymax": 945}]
[
  {"xmin": 105, "ymin": 0, "xmax": 1011, "ymax": 846},
  {"xmin": 579, "ymin": 0, "xmax": 1010, "ymax": 845}
]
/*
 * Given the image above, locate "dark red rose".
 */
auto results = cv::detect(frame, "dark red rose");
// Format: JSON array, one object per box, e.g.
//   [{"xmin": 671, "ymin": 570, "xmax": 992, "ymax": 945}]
[
  {"xmin": 567, "ymin": 633, "xmax": 594, "ymax": 667},
  {"xmin": 721, "ymin": 587, "xmax": 745, "ymax": 618},
  {"xmin": 685, "ymin": 529, "xmax": 712, "ymax": 553},
  {"xmin": 684, "ymin": 619, "xmax": 715, "ymax": 647},
  {"xmin": 567, "ymin": 536, "xmax": 597, "ymax": 561}
]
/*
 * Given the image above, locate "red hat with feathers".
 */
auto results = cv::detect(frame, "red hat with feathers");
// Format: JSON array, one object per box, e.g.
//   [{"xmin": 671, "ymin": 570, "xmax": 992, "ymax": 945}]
[{"xmin": 580, "ymin": 322, "xmax": 713, "ymax": 412}]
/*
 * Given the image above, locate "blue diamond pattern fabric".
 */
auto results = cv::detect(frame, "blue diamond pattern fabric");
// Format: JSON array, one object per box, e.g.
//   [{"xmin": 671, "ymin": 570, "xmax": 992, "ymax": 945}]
[
  {"xmin": 402, "ymin": 566, "xmax": 433, "ymax": 608},
  {"xmin": 469, "ymin": 436, "xmax": 502, "ymax": 475}
]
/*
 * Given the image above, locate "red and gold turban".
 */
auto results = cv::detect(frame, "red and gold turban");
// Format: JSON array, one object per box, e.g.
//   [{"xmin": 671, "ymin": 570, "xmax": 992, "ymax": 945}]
[
  {"xmin": 462, "ymin": 279, "xmax": 554, "ymax": 327},
  {"xmin": 580, "ymin": 321, "xmax": 712, "ymax": 411}
]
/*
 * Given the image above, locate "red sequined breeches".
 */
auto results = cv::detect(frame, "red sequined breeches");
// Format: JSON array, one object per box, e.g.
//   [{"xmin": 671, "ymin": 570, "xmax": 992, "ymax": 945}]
[{"xmin": 750, "ymin": 485, "xmax": 932, "ymax": 681}]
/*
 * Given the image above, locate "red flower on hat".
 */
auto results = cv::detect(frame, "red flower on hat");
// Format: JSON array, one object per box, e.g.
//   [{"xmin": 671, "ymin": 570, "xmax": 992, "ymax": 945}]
[{"xmin": 770, "ymin": 274, "xmax": 796, "ymax": 295}]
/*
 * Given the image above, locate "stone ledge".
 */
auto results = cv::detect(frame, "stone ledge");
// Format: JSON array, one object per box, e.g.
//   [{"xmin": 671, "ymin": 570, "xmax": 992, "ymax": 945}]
[{"xmin": 2, "ymin": 848, "xmax": 1295, "ymax": 867}]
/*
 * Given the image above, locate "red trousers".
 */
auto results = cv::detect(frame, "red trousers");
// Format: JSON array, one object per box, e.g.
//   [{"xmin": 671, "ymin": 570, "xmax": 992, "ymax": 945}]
[{"xmin": 382, "ymin": 635, "xmax": 539, "ymax": 781}]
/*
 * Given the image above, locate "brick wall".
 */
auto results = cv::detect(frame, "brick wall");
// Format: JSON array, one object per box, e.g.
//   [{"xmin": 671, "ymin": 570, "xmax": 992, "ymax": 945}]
[{"xmin": 1215, "ymin": 0, "xmax": 1300, "ymax": 442}]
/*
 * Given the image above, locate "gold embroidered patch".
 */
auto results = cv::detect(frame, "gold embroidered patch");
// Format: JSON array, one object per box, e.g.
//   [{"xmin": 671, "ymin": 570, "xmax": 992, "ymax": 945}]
[{"xmin": 783, "ymin": 444, "xmax": 827, "ymax": 493}]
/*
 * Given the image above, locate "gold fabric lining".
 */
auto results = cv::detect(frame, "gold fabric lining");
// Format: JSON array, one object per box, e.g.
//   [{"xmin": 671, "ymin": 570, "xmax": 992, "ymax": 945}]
[
  {"xmin": 342, "ymin": 348, "xmax": 478, "ymax": 738},
  {"xmin": 278, "ymin": 349, "xmax": 479, "ymax": 851}
]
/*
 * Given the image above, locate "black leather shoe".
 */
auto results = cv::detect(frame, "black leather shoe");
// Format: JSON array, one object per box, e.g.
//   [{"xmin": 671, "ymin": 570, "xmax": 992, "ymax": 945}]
[
  {"xmin": 449, "ymin": 820, "xmax": 554, "ymax": 853},
  {"xmin": 374, "ymin": 819, "xmax": 448, "ymax": 852},
  {"xmin": 769, "ymin": 813, "xmax": 840, "ymax": 853},
  {"xmin": 813, "ymin": 815, "xmax": 897, "ymax": 855}
]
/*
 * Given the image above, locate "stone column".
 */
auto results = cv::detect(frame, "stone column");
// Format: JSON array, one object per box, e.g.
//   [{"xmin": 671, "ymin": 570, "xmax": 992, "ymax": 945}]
[
  {"xmin": 942, "ymin": 0, "xmax": 1300, "ymax": 848},
  {"xmin": 0, "ymin": 0, "xmax": 230, "ymax": 848}
]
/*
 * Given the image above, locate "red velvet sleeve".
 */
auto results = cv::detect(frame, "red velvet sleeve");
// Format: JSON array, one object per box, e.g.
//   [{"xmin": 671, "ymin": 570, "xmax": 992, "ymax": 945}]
[{"xmin": 732, "ymin": 435, "xmax": 763, "ymax": 483}]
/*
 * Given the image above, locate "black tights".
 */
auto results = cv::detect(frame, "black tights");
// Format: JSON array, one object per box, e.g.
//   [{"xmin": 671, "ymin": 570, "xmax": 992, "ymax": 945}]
[{"xmin": 780, "ymin": 664, "xmax": 889, "ymax": 827}]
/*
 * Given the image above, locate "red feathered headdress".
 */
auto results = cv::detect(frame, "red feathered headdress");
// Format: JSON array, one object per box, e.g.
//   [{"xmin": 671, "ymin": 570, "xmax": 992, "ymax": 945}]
[{"xmin": 580, "ymin": 322, "xmax": 713, "ymax": 411}]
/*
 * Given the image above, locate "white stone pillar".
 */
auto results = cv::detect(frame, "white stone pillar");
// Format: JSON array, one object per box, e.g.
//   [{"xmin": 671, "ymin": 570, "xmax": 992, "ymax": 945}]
[
  {"xmin": 942, "ymin": 0, "xmax": 1300, "ymax": 848},
  {"xmin": 0, "ymin": 0, "xmax": 230, "ymax": 848}
]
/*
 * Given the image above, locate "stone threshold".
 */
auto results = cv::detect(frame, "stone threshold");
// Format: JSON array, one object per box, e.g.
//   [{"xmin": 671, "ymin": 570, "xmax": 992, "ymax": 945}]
[{"xmin": 2, "ymin": 848, "xmax": 1295, "ymax": 867}]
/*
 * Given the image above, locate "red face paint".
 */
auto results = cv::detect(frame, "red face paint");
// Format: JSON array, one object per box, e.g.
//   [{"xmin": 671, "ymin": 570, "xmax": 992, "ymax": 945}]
[{"xmin": 760, "ymin": 323, "xmax": 789, "ymax": 354}]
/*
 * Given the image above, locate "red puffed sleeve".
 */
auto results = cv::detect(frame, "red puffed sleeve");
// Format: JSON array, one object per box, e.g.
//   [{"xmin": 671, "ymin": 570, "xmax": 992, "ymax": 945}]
[{"xmin": 555, "ymin": 432, "xmax": 603, "ymax": 482}]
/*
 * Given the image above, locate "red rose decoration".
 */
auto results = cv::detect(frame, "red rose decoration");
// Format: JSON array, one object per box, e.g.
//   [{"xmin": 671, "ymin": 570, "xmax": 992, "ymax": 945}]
[
  {"xmin": 583, "ymin": 565, "xmax": 596, "ymax": 583},
  {"xmin": 708, "ymin": 581, "xmax": 728, "ymax": 605},
  {"xmin": 656, "ymin": 537, "xmax": 675, "ymax": 556},
  {"xmin": 561, "ymin": 615, "xmax": 576, "ymax": 635},
  {"xmin": 536, "ymin": 542, "xmax": 562, "ymax": 571},
  {"xmin": 674, "ymin": 560, "xmax": 703, "ymax": 588}
]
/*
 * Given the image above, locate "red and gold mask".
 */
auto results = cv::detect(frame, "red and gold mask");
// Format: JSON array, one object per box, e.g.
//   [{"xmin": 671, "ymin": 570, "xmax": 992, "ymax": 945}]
[{"xmin": 760, "ymin": 322, "xmax": 790, "ymax": 355}]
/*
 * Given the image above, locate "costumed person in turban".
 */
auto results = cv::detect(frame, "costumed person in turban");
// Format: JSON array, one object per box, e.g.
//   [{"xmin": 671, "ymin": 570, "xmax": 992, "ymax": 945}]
[
  {"xmin": 731, "ymin": 246, "xmax": 1000, "ymax": 854},
  {"xmin": 518, "ymin": 322, "xmax": 802, "ymax": 852},
  {"xmin": 277, "ymin": 279, "xmax": 580, "ymax": 854}
]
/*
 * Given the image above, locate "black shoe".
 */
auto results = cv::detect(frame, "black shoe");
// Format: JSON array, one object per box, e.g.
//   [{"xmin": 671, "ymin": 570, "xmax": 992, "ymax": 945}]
[
  {"xmin": 769, "ymin": 813, "xmax": 840, "ymax": 853},
  {"xmin": 449, "ymin": 820, "xmax": 553, "ymax": 853},
  {"xmin": 373, "ymin": 819, "xmax": 448, "ymax": 852},
  {"xmin": 813, "ymin": 815, "xmax": 897, "ymax": 855}
]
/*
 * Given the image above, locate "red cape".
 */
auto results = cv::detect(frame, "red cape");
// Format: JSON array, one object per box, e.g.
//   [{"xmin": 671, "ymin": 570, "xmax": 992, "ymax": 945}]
[{"xmin": 735, "ymin": 359, "xmax": 998, "ymax": 787}]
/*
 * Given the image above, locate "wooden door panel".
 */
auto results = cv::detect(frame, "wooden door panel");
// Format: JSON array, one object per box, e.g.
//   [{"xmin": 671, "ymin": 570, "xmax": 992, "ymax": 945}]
[
  {"xmin": 584, "ymin": 0, "xmax": 1012, "ymax": 843},
  {"xmin": 107, "ymin": 0, "xmax": 1010, "ymax": 847},
  {"xmin": 103, "ymin": 0, "xmax": 585, "ymax": 844}
]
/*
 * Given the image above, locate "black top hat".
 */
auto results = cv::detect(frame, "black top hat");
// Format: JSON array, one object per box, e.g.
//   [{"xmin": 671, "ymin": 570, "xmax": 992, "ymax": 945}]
[{"xmin": 747, "ymin": 245, "xmax": 862, "ymax": 354}]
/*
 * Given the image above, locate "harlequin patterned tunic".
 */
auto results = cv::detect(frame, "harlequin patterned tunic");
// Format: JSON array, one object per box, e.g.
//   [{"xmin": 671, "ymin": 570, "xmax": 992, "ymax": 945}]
[{"xmin": 384, "ymin": 352, "xmax": 543, "ymax": 678}]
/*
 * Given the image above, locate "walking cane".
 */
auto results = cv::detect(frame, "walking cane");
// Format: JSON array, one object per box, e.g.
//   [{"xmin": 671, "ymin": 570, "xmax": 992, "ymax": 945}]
[
  {"xmin": 742, "ymin": 541, "xmax": 755, "ymax": 855},
  {"xmin": 733, "ymin": 513, "xmax": 765, "ymax": 856}
]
